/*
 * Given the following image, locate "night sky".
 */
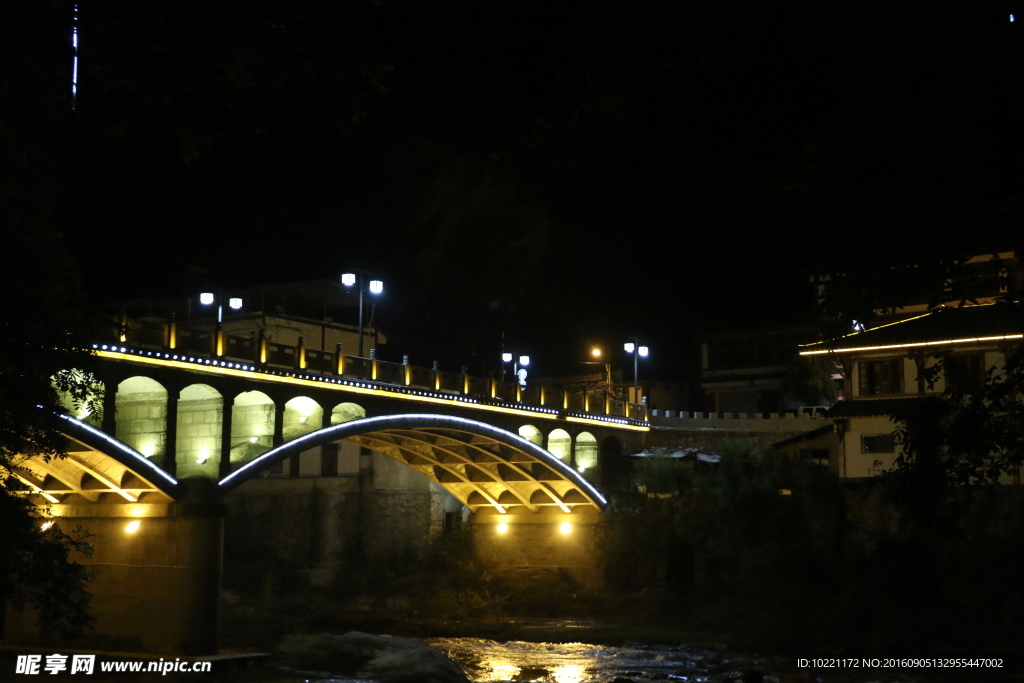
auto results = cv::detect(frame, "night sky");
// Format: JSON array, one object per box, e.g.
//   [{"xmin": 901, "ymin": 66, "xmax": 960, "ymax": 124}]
[{"xmin": 11, "ymin": 1, "xmax": 1024, "ymax": 380}]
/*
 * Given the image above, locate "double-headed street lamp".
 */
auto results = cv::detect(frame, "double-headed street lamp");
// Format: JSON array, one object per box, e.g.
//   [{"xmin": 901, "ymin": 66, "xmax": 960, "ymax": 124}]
[
  {"xmin": 501, "ymin": 352, "xmax": 530, "ymax": 385},
  {"xmin": 199, "ymin": 291, "xmax": 243, "ymax": 356},
  {"xmin": 624, "ymin": 339, "xmax": 649, "ymax": 404},
  {"xmin": 341, "ymin": 270, "xmax": 384, "ymax": 358}
]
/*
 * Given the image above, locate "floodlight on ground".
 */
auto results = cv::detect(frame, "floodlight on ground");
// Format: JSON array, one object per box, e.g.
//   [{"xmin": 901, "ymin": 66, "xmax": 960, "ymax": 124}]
[
  {"xmin": 559, "ymin": 523, "xmax": 572, "ymax": 534},
  {"xmin": 497, "ymin": 523, "xmax": 509, "ymax": 534},
  {"xmin": 125, "ymin": 520, "xmax": 141, "ymax": 533}
]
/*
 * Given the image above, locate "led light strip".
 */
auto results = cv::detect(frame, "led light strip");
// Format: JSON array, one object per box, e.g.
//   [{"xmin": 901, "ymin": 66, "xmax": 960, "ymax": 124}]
[
  {"xmin": 55, "ymin": 413, "xmax": 180, "ymax": 488},
  {"xmin": 219, "ymin": 413, "xmax": 608, "ymax": 508},
  {"xmin": 800, "ymin": 334, "xmax": 1023, "ymax": 355},
  {"xmin": 93, "ymin": 346, "xmax": 649, "ymax": 431}
]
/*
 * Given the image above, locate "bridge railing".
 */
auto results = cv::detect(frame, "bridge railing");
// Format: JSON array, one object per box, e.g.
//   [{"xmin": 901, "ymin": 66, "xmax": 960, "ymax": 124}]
[{"xmin": 111, "ymin": 317, "xmax": 649, "ymax": 423}]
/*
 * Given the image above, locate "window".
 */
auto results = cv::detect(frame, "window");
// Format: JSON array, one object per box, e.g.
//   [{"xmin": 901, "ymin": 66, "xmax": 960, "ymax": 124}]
[
  {"xmin": 945, "ymin": 353, "xmax": 985, "ymax": 391},
  {"xmin": 858, "ymin": 359, "xmax": 903, "ymax": 395},
  {"xmin": 861, "ymin": 434, "xmax": 897, "ymax": 454},
  {"xmin": 321, "ymin": 443, "xmax": 339, "ymax": 476},
  {"xmin": 800, "ymin": 448, "xmax": 830, "ymax": 466}
]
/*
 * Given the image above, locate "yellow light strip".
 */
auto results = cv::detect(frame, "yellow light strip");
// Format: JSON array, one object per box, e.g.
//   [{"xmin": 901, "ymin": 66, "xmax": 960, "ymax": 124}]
[
  {"xmin": 797, "ymin": 312, "xmax": 934, "ymax": 348},
  {"xmin": 800, "ymin": 334, "xmax": 1023, "ymax": 356},
  {"xmin": 95, "ymin": 350, "xmax": 650, "ymax": 431}
]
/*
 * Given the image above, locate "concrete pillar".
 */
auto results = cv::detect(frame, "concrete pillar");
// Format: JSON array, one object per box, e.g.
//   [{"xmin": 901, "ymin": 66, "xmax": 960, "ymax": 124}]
[
  {"xmin": 218, "ymin": 393, "xmax": 235, "ymax": 479},
  {"xmin": 164, "ymin": 388, "xmax": 179, "ymax": 477},
  {"xmin": 101, "ymin": 378, "xmax": 117, "ymax": 437}
]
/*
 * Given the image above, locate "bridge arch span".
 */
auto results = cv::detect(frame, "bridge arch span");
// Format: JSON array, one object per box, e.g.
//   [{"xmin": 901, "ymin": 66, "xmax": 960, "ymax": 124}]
[{"xmin": 219, "ymin": 414, "xmax": 607, "ymax": 513}]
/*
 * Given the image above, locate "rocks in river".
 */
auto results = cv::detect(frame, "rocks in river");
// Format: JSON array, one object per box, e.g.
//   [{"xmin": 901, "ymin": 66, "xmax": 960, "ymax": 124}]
[{"xmin": 274, "ymin": 631, "xmax": 469, "ymax": 683}]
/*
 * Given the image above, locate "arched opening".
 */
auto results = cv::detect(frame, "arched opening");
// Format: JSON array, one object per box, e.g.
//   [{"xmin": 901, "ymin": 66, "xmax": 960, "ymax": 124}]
[
  {"xmin": 330, "ymin": 402, "xmax": 366, "ymax": 425},
  {"xmin": 53, "ymin": 369, "xmax": 103, "ymax": 427},
  {"xmin": 547, "ymin": 428, "xmax": 572, "ymax": 465},
  {"xmin": 284, "ymin": 396, "xmax": 323, "ymax": 477},
  {"xmin": 284, "ymin": 396, "xmax": 322, "ymax": 441},
  {"xmin": 576, "ymin": 431, "xmax": 599, "ymax": 483},
  {"xmin": 518, "ymin": 424, "xmax": 543, "ymax": 447},
  {"xmin": 231, "ymin": 391, "xmax": 275, "ymax": 466},
  {"xmin": 177, "ymin": 384, "xmax": 223, "ymax": 479},
  {"xmin": 326, "ymin": 402, "xmax": 367, "ymax": 476},
  {"xmin": 115, "ymin": 376, "xmax": 167, "ymax": 459}
]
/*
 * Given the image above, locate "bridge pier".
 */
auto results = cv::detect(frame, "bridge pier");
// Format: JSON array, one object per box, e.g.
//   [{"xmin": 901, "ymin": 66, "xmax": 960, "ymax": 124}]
[
  {"xmin": 4, "ymin": 481, "xmax": 224, "ymax": 656},
  {"xmin": 471, "ymin": 509, "xmax": 606, "ymax": 589}
]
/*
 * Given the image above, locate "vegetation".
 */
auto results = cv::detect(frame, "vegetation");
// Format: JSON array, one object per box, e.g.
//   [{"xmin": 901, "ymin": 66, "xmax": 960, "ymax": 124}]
[{"xmin": 604, "ymin": 443, "xmax": 1024, "ymax": 655}]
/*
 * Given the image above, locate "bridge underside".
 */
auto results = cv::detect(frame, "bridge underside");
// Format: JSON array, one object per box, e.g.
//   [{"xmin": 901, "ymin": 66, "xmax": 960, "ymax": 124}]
[{"xmin": 221, "ymin": 414, "xmax": 607, "ymax": 513}]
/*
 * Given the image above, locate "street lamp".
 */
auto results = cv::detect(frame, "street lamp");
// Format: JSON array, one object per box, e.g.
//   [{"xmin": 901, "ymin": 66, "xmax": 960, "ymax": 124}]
[
  {"xmin": 501, "ymin": 352, "xmax": 530, "ymax": 385},
  {"xmin": 624, "ymin": 339, "xmax": 649, "ymax": 404},
  {"xmin": 341, "ymin": 270, "xmax": 384, "ymax": 358},
  {"xmin": 199, "ymin": 291, "xmax": 243, "ymax": 357},
  {"xmin": 199, "ymin": 291, "xmax": 243, "ymax": 322}
]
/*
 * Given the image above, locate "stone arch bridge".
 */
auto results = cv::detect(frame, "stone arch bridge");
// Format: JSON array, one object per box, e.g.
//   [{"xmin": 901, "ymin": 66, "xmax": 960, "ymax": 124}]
[{"xmin": 6, "ymin": 345, "xmax": 650, "ymax": 655}]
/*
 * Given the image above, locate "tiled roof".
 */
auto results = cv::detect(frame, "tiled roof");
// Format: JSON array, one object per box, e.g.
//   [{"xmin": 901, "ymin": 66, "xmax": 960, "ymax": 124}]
[
  {"xmin": 800, "ymin": 304, "xmax": 1024, "ymax": 354},
  {"xmin": 826, "ymin": 397, "xmax": 923, "ymax": 418}
]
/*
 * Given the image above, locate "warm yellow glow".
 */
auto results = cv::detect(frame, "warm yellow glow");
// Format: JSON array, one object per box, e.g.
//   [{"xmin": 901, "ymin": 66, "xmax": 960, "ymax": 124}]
[
  {"xmin": 590, "ymin": 347, "xmax": 601, "ymax": 358},
  {"xmin": 40, "ymin": 521, "xmax": 54, "ymax": 531},
  {"xmin": 249, "ymin": 436, "xmax": 259, "ymax": 443},
  {"xmin": 140, "ymin": 444, "xmax": 156, "ymax": 457},
  {"xmin": 196, "ymin": 450, "xmax": 210, "ymax": 464},
  {"xmin": 559, "ymin": 522, "xmax": 572, "ymax": 534},
  {"xmin": 496, "ymin": 523, "xmax": 509, "ymax": 534},
  {"xmin": 125, "ymin": 520, "xmax": 141, "ymax": 533},
  {"xmin": 552, "ymin": 664, "xmax": 587, "ymax": 683},
  {"xmin": 95, "ymin": 349, "xmax": 650, "ymax": 431},
  {"xmin": 800, "ymin": 334, "xmax": 1024, "ymax": 356}
]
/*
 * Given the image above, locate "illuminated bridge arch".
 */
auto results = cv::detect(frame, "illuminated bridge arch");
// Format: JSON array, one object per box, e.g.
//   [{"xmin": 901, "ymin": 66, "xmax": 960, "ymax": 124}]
[
  {"xmin": 219, "ymin": 414, "xmax": 607, "ymax": 513},
  {"xmin": 14, "ymin": 414, "xmax": 183, "ymax": 504}
]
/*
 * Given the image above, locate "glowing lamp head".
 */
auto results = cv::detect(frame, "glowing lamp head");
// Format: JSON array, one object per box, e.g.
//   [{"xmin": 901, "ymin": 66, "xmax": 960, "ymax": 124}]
[
  {"xmin": 624, "ymin": 342, "xmax": 635, "ymax": 353},
  {"xmin": 41, "ymin": 521, "xmax": 54, "ymax": 531},
  {"xmin": 369, "ymin": 279, "xmax": 383, "ymax": 294},
  {"xmin": 199, "ymin": 292, "xmax": 215, "ymax": 305},
  {"xmin": 638, "ymin": 345, "xmax": 649, "ymax": 357},
  {"xmin": 502, "ymin": 352, "xmax": 513, "ymax": 363},
  {"xmin": 591, "ymin": 347, "xmax": 602, "ymax": 358},
  {"xmin": 228, "ymin": 297, "xmax": 243, "ymax": 310},
  {"xmin": 559, "ymin": 522, "xmax": 572, "ymax": 535},
  {"xmin": 496, "ymin": 523, "xmax": 509, "ymax": 534},
  {"xmin": 125, "ymin": 520, "xmax": 141, "ymax": 533},
  {"xmin": 196, "ymin": 450, "xmax": 210, "ymax": 465},
  {"xmin": 518, "ymin": 355, "xmax": 530, "ymax": 367},
  {"xmin": 341, "ymin": 273, "xmax": 356, "ymax": 287}
]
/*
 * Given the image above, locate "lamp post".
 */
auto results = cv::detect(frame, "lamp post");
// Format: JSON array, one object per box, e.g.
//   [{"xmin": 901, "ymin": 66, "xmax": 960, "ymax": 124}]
[
  {"xmin": 501, "ymin": 352, "xmax": 530, "ymax": 386},
  {"xmin": 624, "ymin": 338, "xmax": 649, "ymax": 404},
  {"xmin": 199, "ymin": 291, "xmax": 243, "ymax": 357},
  {"xmin": 341, "ymin": 270, "xmax": 384, "ymax": 358}
]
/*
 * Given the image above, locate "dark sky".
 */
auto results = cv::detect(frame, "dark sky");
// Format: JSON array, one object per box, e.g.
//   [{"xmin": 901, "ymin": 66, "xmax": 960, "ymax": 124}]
[{"xmin": 18, "ymin": 1, "xmax": 1023, "ymax": 379}]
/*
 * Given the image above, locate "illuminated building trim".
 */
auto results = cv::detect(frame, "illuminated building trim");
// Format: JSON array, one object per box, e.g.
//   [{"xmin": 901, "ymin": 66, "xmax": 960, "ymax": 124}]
[
  {"xmin": 92, "ymin": 346, "xmax": 649, "ymax": 431},
  {"xmin": 799, "ymin": 334, "xmax": 1024, "ymax": 356}
]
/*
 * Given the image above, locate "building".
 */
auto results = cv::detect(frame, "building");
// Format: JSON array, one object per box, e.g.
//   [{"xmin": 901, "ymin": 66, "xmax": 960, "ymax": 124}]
[
  {"xmin": 698, "ymin": 324, "xmax": 825, "ymax": 415},
  {"xmin": 798, "ymin": 303, "xmax": 1024, "ymax": 479}
]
